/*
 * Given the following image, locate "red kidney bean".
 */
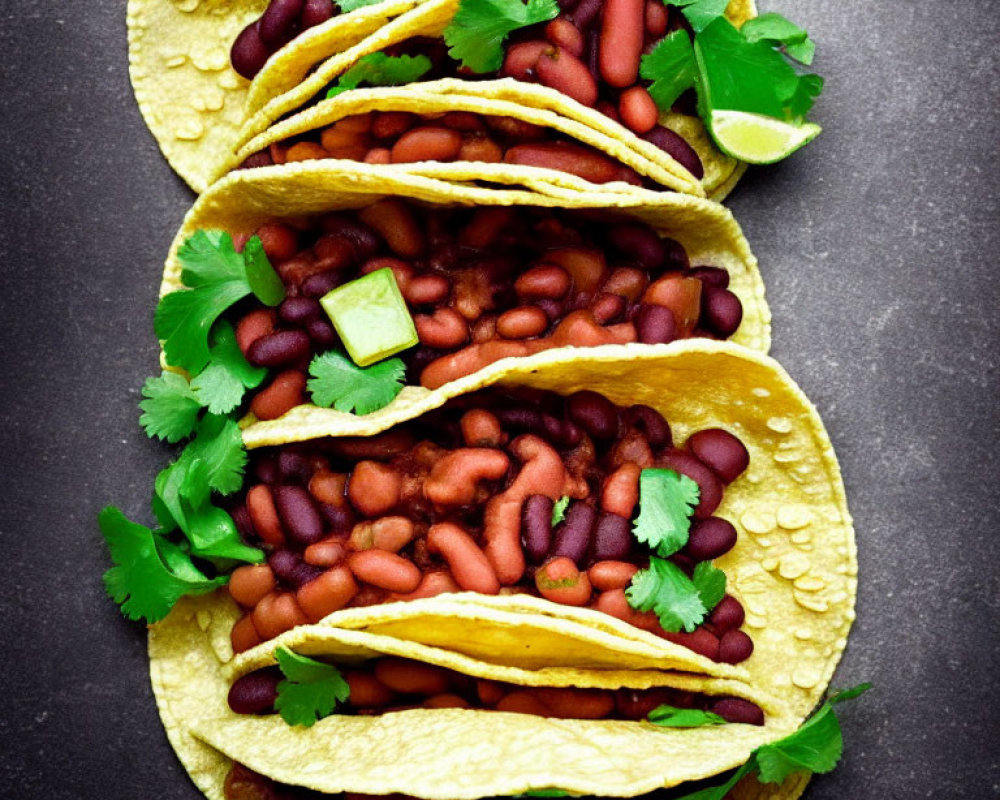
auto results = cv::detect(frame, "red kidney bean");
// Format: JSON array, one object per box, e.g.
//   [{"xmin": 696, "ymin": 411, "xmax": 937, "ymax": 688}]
[
  {"xmin": 689, "ymin": 265, "xmax": 729, "ymax": 289},
  {"xmin": 567, "ymin": 390, "xmax": 620, "ymax": 440},
  {"xmin": 643, "ymin": 125, "xmax": 705, "ymax": 179},
  {"xmin": 591, "ymin": 292, "xmax": 626, "ymax": 324},
  {"xmin": 229, "ymin": 564, "xmax": 277, "ymax": 607},
  {"xmin": 545, "ymin": 18, "xmax": 585, "ymax": 56},
  {"xmin": 503, "ymin": 142, "xmax": 625, "ymax": 185},
  {"xmin": 247, "ymin": 330, "xmax": 311, "ymax": 368},
  {"xmin": 536, "ymin": 687, "xmax": 615, "ymax": 719},
  {"xmin": 320, "ymin": 503, "xmax": 354, "ymax": 533},
  {"xmin": 536, "ymin": 46, "xmax": 598, "ymax": 107},
  {"xmin": 535, "ymin": 556, "xmax": 593, "ymax": 605},
  {"xmin": 599, "ymin": 0, "xmax": 644, "ymax": 87},
  {"xmin": 247, "ymin": 485, "xmax": 285, "ymax": 545},
  {"xmin": 314, "ymin": 233, "xmax": 358, "ymax": 270},
  {"xmin": 344, "ymin": 671, "xmax": 395, "ymax": 709},
  {"xmin": 391, "ymin": 127, "xmax": 464, "ymax": 163},
  {"xmin": 307, "ymin": 318, "xmax": 337, "ymax": 347},
  {"xmin": 231, "ymin": 21, "xmax": 269, "ymax": 80},
  {"xmin": 592, "ymin": 511, "xmax": 632, "ymax": 561},
  {"xmin": 501, "ymin": 40, "xmax": 549, "ymax": 80},
  {"xmin": 687, "ymin": 429, "xmax": 749, "ymax": 484},
  {"xmin": 601, "ymin": 463, "xmax": 640, "ymax": 517},
  {"xmin": 347, "ymin": 461, "xmax": 401, "ymax": 517},
  {"xmin": 605, "ymin": 223, "xmax": 667, "ymax": 271},
  {"xmin": 551, "ymin": 502, "xmax": 595, "ymax": 566},
  {"xmin": 259, "ymin": 0, "xmax": 304, "ymax": 48},
  {"xmin": 656, "ymin": 448, "xmax": 723, "ymax": 519},
  {"xmin": 253, "ymin": 456, "xmax": 280, "ymax": 486},
  {"xmin": 662, "ymin": 627, "xmax": 720, "ymax": 660},
  {"xmin": 619, "ymin": 86, "xmax": 659, "ymax": 134},
  {"xmin": 701, "ymin": 287, "xmax": 743, "ymax": 338},
  {"xmin": 427, "ymin": 522, "xmax": 501, "ymax": 594},
  {"xmin": 277, "ymin": 450, "xmax": 311, "ymax": 482},
  {"xmin": 297, "ymin": 565, "xmax": 358, "ymax": 621},
  {"xmin": 252, "ymin": 592, "xmax": 308, "ymax": 640},
  {"xmin": 255, "ymin": 223, "xmax": 299, "ymax": 262},
  {"xmin": 321, "ymin": 216, "xmax": 381, "ymax": 262},
  {"xmin": 358, "ymin": 199, "xmax": 425, "ymax": 258},
  {"xmin": 347, "ymin": 550, "xmax": 421, "ymax": 593},
  {"xmin": 684, "ymin": 516, "xmax": 737, "ymax": 561},
  {"xmin": 635, "ymin": 303, "xmax": 677, "ymax": 344},
  {"xmin": 273, "ymin": 486, "xmax": 324, "ymax": 545},
  {"xmin": 614, "ymin": 688, "xmax": 684, "ymax": 720},
  {"xmin": 515, "ymin": 265, "xmax": 571, "ymax": 299},
  {"xmin": 642, "ymin": 276, "xmax": 702, "ymax": 336},
  {"xmin": 588, "ymin": 560, "xmax": 637, "ymax": 591},
  {"xmin": 228, "ymin": 668, "xmax": 281, "ymax": 715},
  {"xmin": 570, "ymin": 0, "xmax": 602, "ymax": 30},
  {"xmin": 521, "ymin": 494, "xmax": 554, "ymax": 564},
  {"xmin": 415, "ymin": 308, "xmax": 469, "ymax": 350},
  {"xmin": 623, "ymin": 405, "xmax": 672, "ymax": 448},
  {"xmin": 497, "ymin": 305, "xmax": 549, "ymax": 339},
  {"xmin": 592, "ymin": 587, "xmax": 660, "ymax": 631},
  {"xmin": 707, "ymin": 594, "xmax": 745, "ymax": 632},
  {"xmin": 236, "ymin": 308, "xmax": 277, "ymax": 357},
  {"xmin": 301, "ymin": 0, "xmax": 334, "ymax": 28},
  {"xmin": 718, "ymin": 629, "xmax": 754, "ymax": 664},
  {"xmin": 301, "ymin": 271, "xmax": 342, "ymax": 298},
  {"xmin": 497, "ymin": 691, "xmax": 551, "ymax": 716},
  {"xmin": 477, "ymin": 679, "xmax": 506, "ymax": 706},
  {"xmin": 404, "ymin": 274, "xmax": 450, "ymax": 306},
  {"xmin": 278, "ymin": 296, "xmax": 320, "ymax": 325},
  {"xmin": 267, "ymin": 550, "xmax": 314, "ymax": 588},
  {"xmin": 372, "ymin": 111, "xmax": 417, "ymax": 140},
  {"xmin": 644, "ymin": 0, "xmax": 668, "ymax": 36},
  {"xmin": 374, "ymin": 658, "xmax": 452, "ymax": 696},
  {"xmin": 710, "ymin": 697, "xmax": 764, "ymax": 726}
]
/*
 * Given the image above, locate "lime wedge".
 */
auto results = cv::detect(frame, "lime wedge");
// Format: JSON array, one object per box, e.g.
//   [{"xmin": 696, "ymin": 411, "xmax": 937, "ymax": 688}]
[
  {"xmin": 707, "ymin": 110, "xmax": 821, "ymax": 164},
  {"xmin": 320, "ymin": 268, "xmax": 418, "ymax": 367}
]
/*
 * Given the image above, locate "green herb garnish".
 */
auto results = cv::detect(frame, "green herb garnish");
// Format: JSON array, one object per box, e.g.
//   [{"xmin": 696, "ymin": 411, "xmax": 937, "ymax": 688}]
[
  {"xmin": 274, "ymin": 648, "xmax": 351, "ymax": 727},
  {"xmin": 647, "ymin": 704, "xmax": 726, "ymax": 728},
  {"xmin": 443, "ymin": 0, "xmax": 559, "ymax": 74},
  {"xmin": 308, "ymin": 351, "xmax": 406, "ymax": 415},
  {"xmin": 337, "ymin": 0, "xmax": 385, "ymax": 13},
  {"xmin": 626, "ymin": 556, "xmax": 707, "ymax": 633},
  {"xmin": 551, "ymin": 496, "xmax": 570, "ymax": 526},
  {"xmin": 691, "ymin": 560, "xmax": 726, "ymax": 610},
  {"xmin": 326, "ymin": 52, "xmax": 432, "ymax": 99},
  {"xmin": 631, "ymin": 468, "xmax": 700, "ymax": 557},
  {"xmin": 139, "ymin": 372, "xmax": 202, "ymax": 443}
]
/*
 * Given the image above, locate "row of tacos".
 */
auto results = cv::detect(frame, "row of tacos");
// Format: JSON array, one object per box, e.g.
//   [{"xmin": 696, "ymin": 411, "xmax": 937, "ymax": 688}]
[{"xmin": 115, "ymin": 2, "xmax": 855, "ymax": 799}]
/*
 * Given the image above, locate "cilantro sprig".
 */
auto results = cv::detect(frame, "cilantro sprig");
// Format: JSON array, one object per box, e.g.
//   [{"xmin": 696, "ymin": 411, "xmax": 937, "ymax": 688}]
[
  {"xmin": 274, "ymin": 648, "xmax": 351, "ymax": 727},
  {"xmin": 647, "ymin": 704, "xmax": 726, "ymax": 728},
  {"xmin": 550, "ymin": 496, "xmax": 570, "ymax": 526},
  {"xmin": 443, "ymin": 0, "xmax": 559, "ymax": 74},
  {"xmin": 326, "ymin": 53, "xmax": 432, "ymax": 99},
  {"xmin": 307, "ymin": 350, "xmax": 406, "ymax": 415},
  {"xmin": 632, "ymin": 468, "xmax": 700, "ymax": 557}
]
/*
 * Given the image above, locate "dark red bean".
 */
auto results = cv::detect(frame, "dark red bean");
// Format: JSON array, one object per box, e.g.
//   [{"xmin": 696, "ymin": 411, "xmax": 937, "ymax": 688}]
[
  {"xmin": 623, "ymin": 405, "xmax": 671, "ymax": 448},
  {"xmin": 701, "ymin": 287, "xmax": 743, "ymax": 339},
  {"xmin": 708, "ymin": 594, "xmax": 745, "ymax": 632},
  {"xmin": 321, "ymin": 217, "xmax": 381, "ymax": 262},
  {"xmin": 663, "ymin": 627, "xmax": 719, "ymax": 660},
  {"xmin": 247, "ymin": 330, "xmax": 311, "ymax": 367},
  {"xmin": 240, "ymin": 151, "xmax": 274, "ymax": 169},
  {"xmin": 605, "ymin": 223, "xmax": 666, "ymax": 270},
  {"xmin": 278, "ymin": 296, "xmax": 321, "ymax": 325},
  {"xmin": 551, "ymin": 502, "xmax": 595, "ymax": 566},
  {"xmin": 268, "ymin": 550, "xmax": 323, "ymax": 588},
  {"xmin": 710, "ymin": 697, "xmax": 764, "ymax": 726},
  {"xmin": 301, "ymin": 0, "xmax": 334, "ymax": 28},
  {"xmin": 689, "ymin": 266, "xmax": 729, "ymax": 289},
  {"xmin": 687, "ymin": 428, "xmax": 749, "ymax": 484},
  {"xmin": 319, "ymin": 503, "xmax": 355, "ymax": 533},
  {"xmin": 228, "ymin": 668, "xmax": 281, "ymax": 714},
  {"xmin": 592, "ymin": 292, "xmax": 626, "ymax": 324},
  {"xmin": 570, "ymin": 0, "xmax": 603, "ymax": 29},
  {"xmin": 260, "ymin": 0, "xmax": 305, "ymax": 48},
  {"xmin": 231, "ymin": 21, "xmax": 269, "ymax": 80},
  {"xmin": 567, "ymin": 390, "xmax": 620, "ymax": 440},
  {"xmin": 278, "ymin": 450, "xmax": 311, "ymax": 483},
  {"xmin": 592, "ymin": 512, "xmax": 632, "ymax": 560},
  {"xmin": 660, "ymin": 237, "xmax": 690, "ymax": 271},
  {"xmin": 307, "ymin": 318, "xmax": 337, "ymax": 347},
  {"xmin": 642, "ymin": 125, "xmax": 704, "ymax": 180},
  {"xmin": 635, "ymin": 303, "xmax": 677, "ymax": 344},
  {"xmin": 231, "ymin": 504, "xmax": 255, "ymax": 540},
  {"xmin": 301, "ymin": 271, "xmax": 342, "ymax": 298},
  {"xmin": 522, "ymin": 495, "xmax": 554, "ymax": 564},
  {"xmin": 656, "ymin": 449, "xmax": 723, "ymax": 519},
  {"xmin": 254, "ymin": 455, "xmax": 280, "ymax": 485},
  {"xmin": 274, "ymin": 486, "xmax": 324, "ymax": 545},
  {"xmin": 718, "ymin": 629, "xmax": 754, "ymax": 664},
  {"xmin": 684, "ymin": 516, "xmax": 737, "ymax": 561}
]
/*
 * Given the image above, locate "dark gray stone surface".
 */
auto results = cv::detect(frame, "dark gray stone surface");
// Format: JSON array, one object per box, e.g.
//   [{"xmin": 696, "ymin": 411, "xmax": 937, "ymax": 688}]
[{"xmin": 0, "ymin": 1, "xmax": 997, "ymax": 798}]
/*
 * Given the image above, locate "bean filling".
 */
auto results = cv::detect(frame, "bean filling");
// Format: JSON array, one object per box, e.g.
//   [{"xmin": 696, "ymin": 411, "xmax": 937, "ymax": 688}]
[
  {"xmin": 229, "ymin": 201, "xmax": 743, "ymax": 420},
  {"xmin": 231, "ymin": 0, "xmax": 339, "ymax": 80},
  {"xmin": 226, "ymin": 387, "xmax": 754, "ymax": 664},
  {"xmin": 228, "ymin": 655, "xmax": 765, "ymax": 723}
]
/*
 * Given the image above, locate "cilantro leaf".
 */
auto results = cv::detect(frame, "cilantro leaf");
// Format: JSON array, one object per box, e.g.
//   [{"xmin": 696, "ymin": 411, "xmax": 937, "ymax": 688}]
[
  {"xmin": 183, "ymin": 413, "xmax": 248, "ymax": 496},
  {"xmin": 755, "ymin": 702, "xmax": 842, "ymax": 782},
  {"xmin": 190, "ymin": 321, "xmax": 267, "ymax": 415},
  {"xmin": 664, "ymin": 0, "xmax": 730, "ymax": 33},
  {"xmin": 647, "ymin": 704, "xmax": 726, "ymax": 728},
  {"xmin": 443, "ymin": 0, "xmax": 559, "ymax": 74},
  {"xmin": 626, "ymin": 556, "xmax": 706, "ymax": 633},
  {"xmin": 786, "ymin": 73, "xmax": 824, "ymax": 120},
  {"xmin": 274, "ymin": 648, "xmax": 351, "ymax": 727},
  {"xmin": 691, "ymin": 561, "xmax": 726, "ymax": 611},
  {"xmin": 337, "ymin": 0, "xmax": 384, "ymax": 11},
  {"xmin": 828, "ymin": 683, "xmax": 872, "ymax": 705},
  {"xmin": 139, "ymin": 372, "xmax": 201, "ymax": 443},
  {"xmin": 741, "ymin": 13, "xmax": 814, "ymax": 65},
  {"xmin": 99, "ymin": 506, "xmax": 227, "ymax": 623},
  {"xmin": 242, "ymin": 236, "xmax": 285, "ymax": 307},
  {"xmin": 178, "ymin": 229, "xmax": 246, "ymax": 287},
  {"xmin": 632, "ymin": 468, "xmax": 699, "ymax": 557},
  {"xmin": 308, "ymin": 351, "xmax": 406, "ymax": 415},
  {"xmin": 327, "ymin": 53, "xmax": 432, "ymax": 99},
  {"xmin": 551, "ymin": 496, "xmax": 570, "ymax": 526},
  {"xmin": 640, "ymin": 31, "xmax": 698, "ymax": 111}
]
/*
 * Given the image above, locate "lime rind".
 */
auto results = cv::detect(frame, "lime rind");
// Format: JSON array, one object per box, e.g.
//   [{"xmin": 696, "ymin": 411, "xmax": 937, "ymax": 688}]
[{"xmin": 707, "ymin": 110, "xmax": 821, "ymax": 165}]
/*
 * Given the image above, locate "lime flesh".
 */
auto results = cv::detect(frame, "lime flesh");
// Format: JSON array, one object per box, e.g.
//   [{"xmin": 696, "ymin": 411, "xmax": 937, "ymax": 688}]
[{"xmin": 708, "ymin": 110, "xmax": 821, "ymax": 164}]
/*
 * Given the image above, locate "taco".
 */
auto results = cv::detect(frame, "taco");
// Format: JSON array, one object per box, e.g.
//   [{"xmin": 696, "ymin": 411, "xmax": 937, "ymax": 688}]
[{"xmin": 157, "ymin": 164, "xmax": 768, "ymax": 439}]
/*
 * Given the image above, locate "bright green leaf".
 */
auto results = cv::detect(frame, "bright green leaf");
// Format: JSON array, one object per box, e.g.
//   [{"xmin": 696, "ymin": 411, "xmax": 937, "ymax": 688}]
[
  {"xmin": 691, "ymin": 561, "xmax": 726, "ymax": 611},
  {"xmin": 274, "ymin": 648, "xmax": 351, "ymax": 727},
  {"xmin": 626, "ymin": 556, "xmax": 706, "ymax": 633},
  {"xmin": 338, "ymin": 0, "xmax": 384, "ymax": 10},
  {"xmin": 308, "ymin": 351, "xmax": 406, "ymax": 415},
  {"xmin": 551, "ymin": 496, "xmax": 570, "ymax": 526},
  {"xmin": 243, "ymin": 236, "xmax": 285, "ymax": 307},
  {"xmin": 443, "ymin": 0, "xmax": 559, "ymax": 74},
  {"xmin": 632, "ymin": 468, "xmax": 700, "ymax": 557},
  {"xmin": 828, "ymin": 683, "xmax": 872, "ymax": 705},
  {"xmin": 640, "ymin": 31, "xmax": 698, "ymax": 111},
  {"xmin": 327, "ymin": 53, "xmax": 432, "ymax": 98},
  {"xmin": 139, "ymin": 372, "xmax": 201, "ymax": 443},
  {"xmin": 647, "ymin": 704, "xmax": 726, "ymax": 728},
  {"xmin": 190, "ymin": 321, "xmax": 266, "ymax": 415},
  {"xmin": 755, "ymin": 702, "xmax": 842, "ymax": 783}
]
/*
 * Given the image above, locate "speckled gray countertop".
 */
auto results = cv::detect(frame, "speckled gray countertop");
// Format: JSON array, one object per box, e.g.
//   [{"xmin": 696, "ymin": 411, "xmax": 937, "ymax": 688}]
[{"xmin": 1, "ymin": 1, "xmax": 998, "ymax": 798}]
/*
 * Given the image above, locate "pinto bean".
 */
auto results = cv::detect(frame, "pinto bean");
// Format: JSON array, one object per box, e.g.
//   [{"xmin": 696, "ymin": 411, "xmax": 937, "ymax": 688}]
[
  {"xmin": 236, "ymin": 308, "xmax": 278, "ymax": 357},
  {"xmin": 609, "ymin": 427, "xmax": 654, "ymax": 468},
  {"xmin": 551, "ymin": 310, "xmax": 620, "ymax": 347},
  {"xmin": 347, "ymin": 550, "xmax": 421, "ymax": 593},
  {"xmin": 391, "ymin": 127, "xmax": 464, "ymax": 163},
  {"xmin": 497, "ymin": 306, "xmax": 549, "ymax": 339},
  {"xmin": 424, "ymin": 449, "xmax": 510, "ymax": 506},
  {"xmin": 404, "ymin": 274, "xmax": 450, "ymax": 306},
  {"xmin": 602, "ymin": 267, "xmax": 648, "ymax": 302},
  {"xmin": 427, "ymin": 522, "xmax": 501, "ymax": 594},
  {"xmin": 229, "ymin": 564, "xmax": 277, "ymax": 607},
  {"xmin": 460, "ymin": 409, "xmax": 504, "ymax": 447},
  {"xmin": 588, "ymin": 560, "xmax": 638, "ymax": 591},
  {"xmin": 545, "ymin": 18, "xmax": 585, "ymax": 56},
  {"xmin": 497, "ymin": 691, "xmax": 550, "ymax": 716},
  {"xmin": 535, "ymin": 556, "xmax": 592, "ymax": 605},
  {"xmin": 515, "ymin": 265, "xmax": 571, "ymax": 299},
  {"xmin": 321, "ymin": 121, "xmax": 368, "ymax": 151},
  {"xmin": 536, "ymin": 46, "xmax": 598, "ymax": 107},
  {"xmin": 424, "ymin": 693, "xmax": 472, "ymax": 709},
  {"xmin": 286, "ymin": 141, "xmax": 329, "ymax": 162},
  {"xmin": 371, "ymin": 111, "xmax": 416, "ymax": 140},
  {"xmin": 250, "ymin": 369, "xmax": 306, "ymax": 421},
  {"xmin": 364, "ymin": 147, "xmax": 391, "ymax": 164},
  {"xmin": 601, "ymin": 463, "xmax": 641, "ymax": 516},
  {"xmin": 420, "ymin": 340, "xmax": 536, "ymax": 389},
  {"xmin": 350, "ymin": 516, "xmax": 415, "ymax": 552},
  {"xmin": 296, "ymin": 565, "xmax": 358, "ymax": 621},
  {"xmin": 247, "ymin": 485, "xmax": 285, "ymax": 545},
  {"xmin": 374, "ymin": 658, "xmax": 452, "ymax": 695},
  {"xmin": 415, "ymin": 308, "xmax": 469, "ymax": 350},
  {"xmin": 347, "ymin": 461, "xmax": 401, "ymax": 517},
  {"xmin": 358, "ymin": 199, "xmax": 425, "ymax": 258},
  {"xmin": 308, "ymin": 470, "xmax": 348, "ymax": 507},
  {"xmin": 599, "ymin": 0, "xmax": 644, "ymax": 87}
]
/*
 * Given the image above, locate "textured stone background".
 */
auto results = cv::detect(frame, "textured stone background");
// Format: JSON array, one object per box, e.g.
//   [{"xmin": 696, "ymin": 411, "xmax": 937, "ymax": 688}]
[{"xmin": 1, "ymin": 1, "xmax": 997, "ymax": 797}]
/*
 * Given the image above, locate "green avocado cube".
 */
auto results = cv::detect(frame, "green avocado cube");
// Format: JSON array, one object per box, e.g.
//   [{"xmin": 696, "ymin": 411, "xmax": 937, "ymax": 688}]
[{"xmin": 319, "ymin": 268, "xmax": 418, "ymax": 367}]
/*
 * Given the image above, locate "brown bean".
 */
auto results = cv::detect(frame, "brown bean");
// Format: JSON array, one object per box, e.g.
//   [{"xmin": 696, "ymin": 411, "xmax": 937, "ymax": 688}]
[
  {"xmin": 250, "ymin": 369, "xmax": 306, "ymax": 421},
  {"xmin": 328, "ymin": 429, "xmax": 415, "ymax": 461},
  {"xmin": 601, "ymin": 462, "xmax": 641, "ymax": 517},
  {"xmin": 550, "ymin": 310, "xmax": 619, "ymax": 347},
  {"xmin": 593, "ymin": 588, "xmax": 660, "ymax": 631},
  {"xmin": 252, "ymin": 592, "xmax": 308, "ymax": 641},
  {"xmin": 358, "ymin": 199, "xmax": 425, "ymax": 258},
  {"xmin": 504, "ymin": 142, "xmax": 624, "ymax": 185},
  {"xmin": 588, "ymin": 560, "xmax": 638, "ymax": 591},
  {"xmin": 303, "ymin": 537, "xmax": 347, "ymax": 567},
  {"xmin": 308, "ymin": 470, "xmax": 348, "ymax": 507},
  {"xmin": 545, "ymin": 18, "xmax": 585, "ymax": 56},
  {"xmin": 321, "ymin": 121, "xmax": 368, "ymax": 151},
  {"xmin": 515, "ymin": 264, "xmax": 571, "ymax": 299},
  {"xmin": 687, "ymin": 428, "xmax": 749, "ymax": 484},
  {"xmin": 535, "ymin": 556, "xmax": 592, "ymax": 606},
  {"xmin": 415, "ymin": 308, "xmax": 469, "ymax": 350},
  {"xmin": 247, "ymin": 485, "xmax": 285, "ymax": 546},
  {"xmin": 371, "ymin": 111, "xmax": 416, "ymax": 139},
  {"xmin": 592, "ymin": 292, "xmax": 627, "ymax": 324},
  {"xmin": 347, "ymin": 550, "xmax": 421, "ymax": 593},
  {"xmin": 349, "ymin": 516, "xmax": 415, "ymax": 553},
  {"xmin": 424, "ymin": 449, "xmax": 510, "ymax": 507},
  {"xmin": 296, "ymin": 565, "xmax": 358, "ymax": 621},
  {"xmin": 391, "ymin": 127, "xmax": 464, "ymax": 163},
  {"xmin": 497, "ymin": 305, "xmax": 549, "ymax": 339},
  {"xmin": 254, "ymin": 223, "xmax": 298, "ymax": 262},
  {"xmin": 424, "ymin": 693, "xmax": 472, "ymax": 709},
  {"xmin": 501, "ymin": 40, "xmax": 548, "ymax": 80},
  {"xmin": 388, "ymin": 570, "xmax": 460, "ymax": 602},
  {"xmin": 644, "ymin": 0, "xmax": 668, "ymax": 36},
  {"xmin": 286, "ymin": 141, "xmax": 329, "ymax": 162},
  {"xmin": 477, "ymin": 679, "xmax": 506, "ymax": 706},
  {"xmin": 360, "ymin": 257, "xmax": 413, "ymax": 292},
  {"xmin": 642, "ymin": 275, "xmax": 703, "ymax": 337},
  {"xmin": 535, "ymin": 46, "xmax": 598, "ymax": 107},
  {"xmin": 348, "ymin": 461, "xmax": 401, "ymax": 517},
  {"xmin": 439, "ymin": 111, "xmax": 484, "ymax": 131},
  {"xmin": 229, "ymin": 564, "xmax": 277, "ymax": 607},
  {"xmin": 545, "ymin": 248, "xmax": 607, "ymax": 293},
  {"xmin": 427, "ymin": 522, "xmax": 501, "ymax": 594},
  {"xmin": 619, "ymin": 85, "xmax": 659, "ymax": 135},
  {"xmin": 403, "ymin": 274, "xmax": 450, "ymax": 305},
  {"xmin": 535, "ymin": 688, "xmax": 614, "ymax": 719},
  {"xmin": 374, "ymin": 658, "xmax": 452, "ymax": 695},
  {"xmin": 230, "ymin": 614, "xmax": 262, "ymax": 654},
  {"xmin": 345, "ymin": 671, "xmax": 395, "ymax": 708},
  {"xmin": 607, "ymin": 321, "xmax": 637, "ymax": 343},
  {"xmin": 458, "ymin": 207, "xmax": 518, "ymax": 249},
  {"xmin": 485, "ymin": 115, "xmax": 548, "ymax": 142},
  {"xmin": 364, "ymin": 147, "xmax": 391, "ymax": 164},
  {"xmin": 497, "ymin": 690, "xmax": 551, "ymax": 716},
  {"xmin": 599, "ymin": 0, "xmax": 645, "ymax": 88},
  {"xmin": 602, "ymin": 267, "xmax": 648, "ymax": 302},
  {"xmin": 420, "ymin": 340, "xmax": 535, "ymax": 390},
  {"xmin": 460, "ymin": 409, "xmax": 504, "ymax": 448},
  {"xmin": 457, "ymin": 135, "xmax": 503, "ymax": 163},
  {"xmin": 236, "ymin": 308, "xmax": 277, "ymax": 357}
]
